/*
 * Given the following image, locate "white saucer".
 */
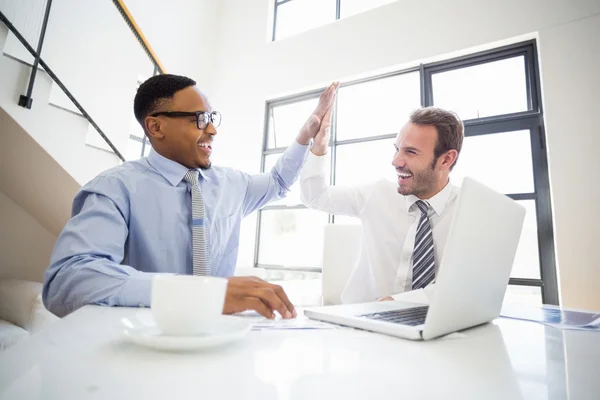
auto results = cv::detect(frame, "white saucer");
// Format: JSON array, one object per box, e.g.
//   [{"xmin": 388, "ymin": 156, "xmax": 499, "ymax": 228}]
[{"xmin": 121, "ymin": 313, "xmax": 251, "ymax": 352}]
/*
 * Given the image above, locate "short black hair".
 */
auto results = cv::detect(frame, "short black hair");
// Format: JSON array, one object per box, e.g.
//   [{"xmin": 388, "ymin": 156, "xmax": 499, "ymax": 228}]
[{"xmin": 133, "ymin": 74, "xmax": 196, "ymax": 126}]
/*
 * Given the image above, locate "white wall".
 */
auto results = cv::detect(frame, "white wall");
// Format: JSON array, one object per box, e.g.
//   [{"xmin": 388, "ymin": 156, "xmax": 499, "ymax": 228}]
[
  {"xmin": 0, "ymin": 190, "xmax": 56, "ymax": 282},
  {"xmin": 209, "ymin": 0, "xmax": 600, "ymax": 310},
  {"xmin": 122, "ymin": 0, "xmax": 220, "ymax": 96}
]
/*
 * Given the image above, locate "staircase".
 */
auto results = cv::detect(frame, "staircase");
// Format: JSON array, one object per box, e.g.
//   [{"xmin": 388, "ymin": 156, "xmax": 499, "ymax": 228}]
[{"xmin": 0, "ymin": 0, "xmax": 164, "ymax": 278}]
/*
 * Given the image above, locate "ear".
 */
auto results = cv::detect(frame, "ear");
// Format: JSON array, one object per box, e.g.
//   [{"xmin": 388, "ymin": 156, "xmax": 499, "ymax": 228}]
[
  {"xmin": 144, "ymin": 116, "xmax": 165, "ymax": 141},
  {"xmin": 439, "ymin": 149, "xmax": 458, "ymax": 171}
]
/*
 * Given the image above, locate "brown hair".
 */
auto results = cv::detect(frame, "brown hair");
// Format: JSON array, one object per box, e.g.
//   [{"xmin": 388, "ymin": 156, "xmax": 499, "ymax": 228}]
[{"xmin": 409, "ymin": 107, "xmax": 464, "ymax": 170}]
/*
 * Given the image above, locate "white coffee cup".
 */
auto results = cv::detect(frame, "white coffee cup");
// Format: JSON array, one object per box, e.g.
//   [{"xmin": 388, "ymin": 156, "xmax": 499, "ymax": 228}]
[{"xmin": 151, "ymin": 275, "xmax": 228, "ymax": 336}]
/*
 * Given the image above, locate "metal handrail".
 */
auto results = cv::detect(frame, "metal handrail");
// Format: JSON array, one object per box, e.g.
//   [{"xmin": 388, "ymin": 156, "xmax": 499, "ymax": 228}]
[{"xmin": 0, "ymin": 9, "xmax": 126, "ymax": 162}]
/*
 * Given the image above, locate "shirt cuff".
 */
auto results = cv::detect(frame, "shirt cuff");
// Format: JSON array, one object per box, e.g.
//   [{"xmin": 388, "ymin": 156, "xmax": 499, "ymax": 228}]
[
  {"xmin": 301, "ymin": 150, "xmax": 328, "ymax": 177},
  {"xmin": 288, "ymin": 138, "xmax": 310, "ymax": 158},
  {"xmin": 118, "ymin": 272, "xmax": 155, "ymax": 307}
]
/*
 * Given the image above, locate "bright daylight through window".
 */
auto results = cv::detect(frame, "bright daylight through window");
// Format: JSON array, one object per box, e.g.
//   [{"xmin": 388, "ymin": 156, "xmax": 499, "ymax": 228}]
[{"xmin": 257, "ymin": 41, "xmax": 557, "ymax": 306}]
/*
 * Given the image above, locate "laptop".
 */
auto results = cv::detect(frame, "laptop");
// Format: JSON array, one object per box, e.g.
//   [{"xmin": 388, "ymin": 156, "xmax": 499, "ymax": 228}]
[{"xmin": 304, "ymin": 177, "xmax": 526, "ymax": 340}]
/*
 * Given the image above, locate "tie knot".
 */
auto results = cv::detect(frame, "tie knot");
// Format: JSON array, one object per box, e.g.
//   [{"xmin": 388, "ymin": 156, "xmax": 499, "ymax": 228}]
[
  {"xmin": 415, "ymin": 200, "xmax": 430, "ymax": 215},
  {"xmin": 183, "ymin": 170, "xmax": 199, "ymax": 186}
]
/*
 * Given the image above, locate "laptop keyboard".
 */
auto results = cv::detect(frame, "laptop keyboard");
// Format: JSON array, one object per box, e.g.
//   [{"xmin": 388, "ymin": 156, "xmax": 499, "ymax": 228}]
[{"xmin": 360, "ymin": 306, "xmax": 429, "ymax": 326}]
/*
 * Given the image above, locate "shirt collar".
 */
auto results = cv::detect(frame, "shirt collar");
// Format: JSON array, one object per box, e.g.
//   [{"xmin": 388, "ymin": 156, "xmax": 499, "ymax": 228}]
[
  {"xmin": 404, "ymin": 181, "xmax": 453, "ymax": 216},
  {"xmin": 146, "ymin": 149, "xmax": 211, "ymax": 186}
]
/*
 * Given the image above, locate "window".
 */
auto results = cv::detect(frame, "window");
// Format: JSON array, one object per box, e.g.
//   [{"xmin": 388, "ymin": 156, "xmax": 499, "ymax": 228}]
[
  {"xmin": 258, "ymin": 208, "xmax": 329, "ymax": 269},
  {"xmin": 273, "ymin": 0, "xmax": 337, "ymax": 41},
  {"xmin": 257, "ymin": 41, "xmax": 558, "ymax": 305},
  {"xmin": 339, "ymin": 0, "xmax": 398, "ymax": 18},
  {"xmin": 272, "ymin": 0, "xmax": 399, "ymax": 41},
  {"xmin": 334, "ymin": 138, "xmax": 396, "ymax": 185},
  {"xmin": 450, "ymin": 130, "xmax": 535, "ymax": 194},
  {"xmin": 267, "ymin": 97, "xmax": 319, "ymax": 149},
  {"xmin": 431, "ymin": 56, "xmax": 529, "ymax": 119},
  {"xmin": 336, "ymin": 72, "xmax": 420, "ymax": 141}
]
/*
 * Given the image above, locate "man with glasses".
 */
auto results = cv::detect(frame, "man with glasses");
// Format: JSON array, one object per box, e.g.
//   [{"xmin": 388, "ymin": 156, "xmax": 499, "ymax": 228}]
[{"xmin": 44, "ymin": 74, "xmax": 339, "ymax": 319}]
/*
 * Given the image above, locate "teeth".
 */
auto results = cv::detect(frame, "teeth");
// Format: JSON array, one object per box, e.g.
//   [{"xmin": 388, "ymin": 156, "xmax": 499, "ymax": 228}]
[
  {"xmin": 198, "ymin": 143, "xmax": 210, "ymax": 148},
  {"xmin": 398, "ymin": 173, "xmax": 412, "ymax": 179}
]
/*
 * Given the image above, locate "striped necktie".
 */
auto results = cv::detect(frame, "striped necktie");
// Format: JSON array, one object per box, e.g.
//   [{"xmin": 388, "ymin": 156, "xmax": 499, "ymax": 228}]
[
  {"xmin": 412, "ymin": 200, "xmax": 435, "ymax": 290},
  {"xmin": 183, "ymin": 170, "xmax": 210, "ymax": 276}
]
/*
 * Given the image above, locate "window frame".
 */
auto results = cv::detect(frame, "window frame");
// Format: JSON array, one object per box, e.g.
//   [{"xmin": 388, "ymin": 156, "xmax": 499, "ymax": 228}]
[
  {"xmin": 273, "ymin": 0, "xmax": 403, "ymax": 41},
  {"xmin": 256, "ymin": 40, "xmax": 558, "ymax": 305},
  {"xmin": 272, "ymin": 0, "xmax": 365, "ymax": 41}
]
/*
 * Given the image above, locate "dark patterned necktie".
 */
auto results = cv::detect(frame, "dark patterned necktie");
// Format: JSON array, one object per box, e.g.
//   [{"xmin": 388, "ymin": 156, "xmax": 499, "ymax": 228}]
[{"xmin": 412, "ymin": 200, "xmax": 435, "ymax": 289}]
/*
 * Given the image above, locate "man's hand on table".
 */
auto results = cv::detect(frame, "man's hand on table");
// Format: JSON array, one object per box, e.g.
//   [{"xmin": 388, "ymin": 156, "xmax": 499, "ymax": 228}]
[{"xmin": 223, "ymin": 276, "xmax": 297, "ymax": 320}]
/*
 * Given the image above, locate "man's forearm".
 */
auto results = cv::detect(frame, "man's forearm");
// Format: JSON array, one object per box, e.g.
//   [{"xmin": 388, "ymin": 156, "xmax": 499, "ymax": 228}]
[{"xmin": 43, "ymin": 255, "xmax": 153, "ymax": 317}]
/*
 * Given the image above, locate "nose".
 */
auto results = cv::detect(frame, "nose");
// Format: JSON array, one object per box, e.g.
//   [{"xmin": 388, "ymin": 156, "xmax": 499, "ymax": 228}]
[
  {"xmin": 205, "ymin": 122, "xmax": 217, "ymax": 136},
  {"xmin": 392, "ymin": 151, "xmax": 405, "ymax": 168}
]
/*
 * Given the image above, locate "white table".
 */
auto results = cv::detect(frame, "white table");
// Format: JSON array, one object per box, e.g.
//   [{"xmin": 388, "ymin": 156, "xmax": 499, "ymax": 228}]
[{"xmin": 0, "ymin": 302, "xmax": 599, "ymax": 400}]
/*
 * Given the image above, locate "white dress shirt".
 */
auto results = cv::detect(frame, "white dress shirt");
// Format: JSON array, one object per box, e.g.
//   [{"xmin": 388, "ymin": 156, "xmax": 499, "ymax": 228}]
[{"xmin": 300, "ymin": 151, "xmax": 460, "ymax": 303}]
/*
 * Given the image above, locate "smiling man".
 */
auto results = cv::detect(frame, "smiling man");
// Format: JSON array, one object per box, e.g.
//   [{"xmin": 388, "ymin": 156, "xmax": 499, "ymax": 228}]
[
  {"xmin": 300, "ymin": 107, "xmax": 463, "ymax": 303},
  {"xmin": 43, "ymin": 74, "xmax": 339, "ymax": 318}
]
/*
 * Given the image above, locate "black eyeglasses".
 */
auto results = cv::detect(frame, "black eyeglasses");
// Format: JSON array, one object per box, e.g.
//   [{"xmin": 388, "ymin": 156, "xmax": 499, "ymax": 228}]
[{"xmin": 150, "ymin": 111, "xmax": 222, "ymax": 130}]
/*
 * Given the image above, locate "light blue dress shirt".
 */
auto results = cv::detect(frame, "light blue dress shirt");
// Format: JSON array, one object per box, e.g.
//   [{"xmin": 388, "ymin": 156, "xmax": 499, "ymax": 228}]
[{"xmin": 43, "ymin": 141, "xmax": 308, "ymax": 317}]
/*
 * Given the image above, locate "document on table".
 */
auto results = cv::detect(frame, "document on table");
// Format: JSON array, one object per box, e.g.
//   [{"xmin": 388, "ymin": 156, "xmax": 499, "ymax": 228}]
[
  {"xmin": 235, "ymin": 309, "xmax": 341, "ymax": 330},
  {"xmin": 500, "ymin": 304, "xmax": 600, "ymax": 331},
  {"xmin": 395, "ymin": 286, "xmax": 600, "ymax": 332}
]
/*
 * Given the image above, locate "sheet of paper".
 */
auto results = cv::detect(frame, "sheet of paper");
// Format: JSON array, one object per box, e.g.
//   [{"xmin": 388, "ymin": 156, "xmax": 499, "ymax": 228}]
[
  {"xmin": 235, "ymin": 310, "xmax": 341, "ymax": 330},
  {"xmin": 500, "ymin": 304, "xmax": 600, "ymax": 331},
  {"xmin": 391, "ymin": 285, "xmax": 435, "ymax": 305},
  {"xmin": 251, "ymin": 316, "xmax": 340, "ymax": 331}
]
